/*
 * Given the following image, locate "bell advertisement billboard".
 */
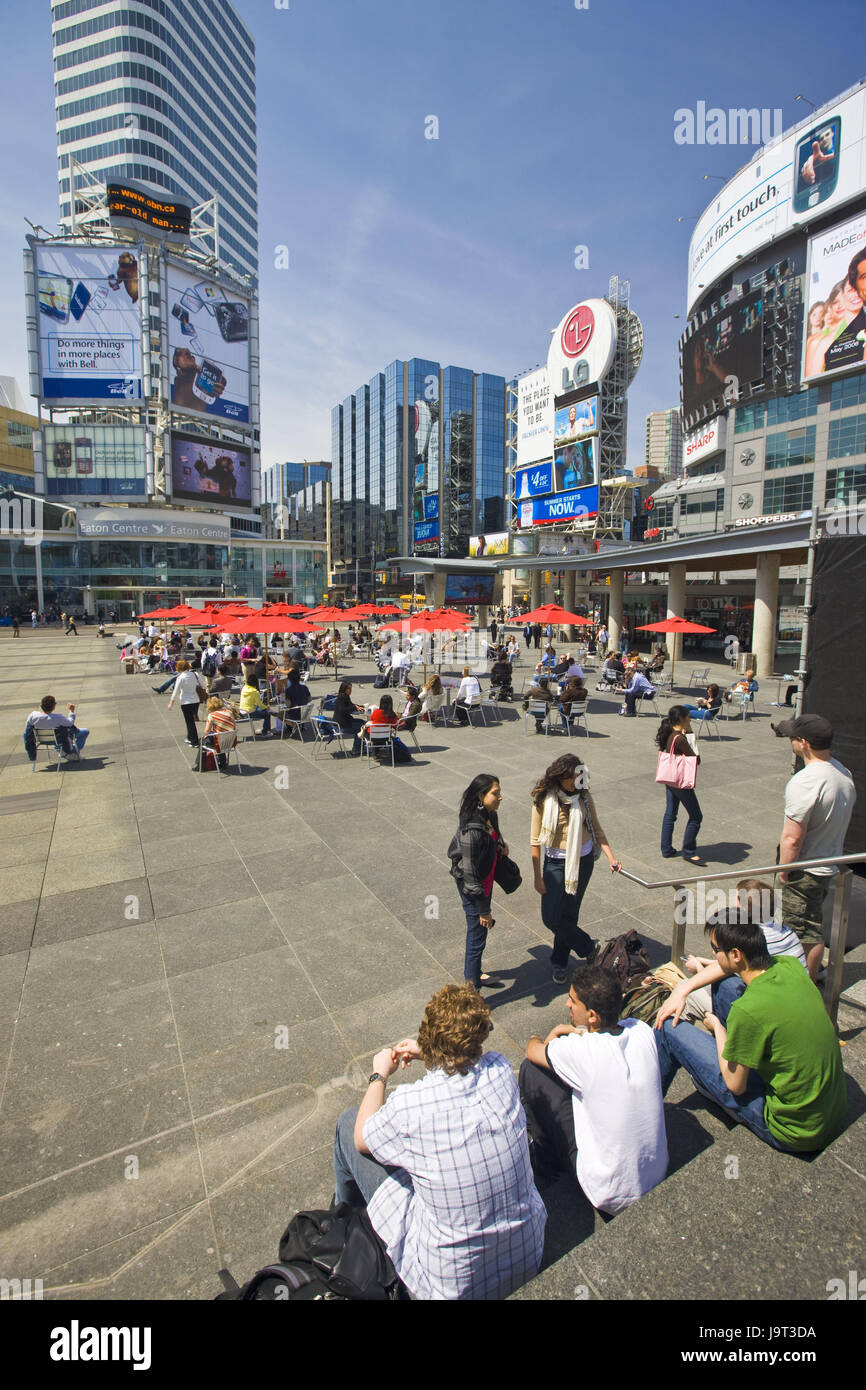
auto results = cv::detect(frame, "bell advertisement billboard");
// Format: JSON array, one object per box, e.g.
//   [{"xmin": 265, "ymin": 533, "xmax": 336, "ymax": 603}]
[
  {"xmin": 32, "ymin": 243, "xmax": 144, "ymax": 404},
  {"xmin": 42, "ymin": 424, "xmax": 147, "ymax": 498},
  {"xmin": 166, "ymin": 261, "xmax": 250, "ymax": 425}
]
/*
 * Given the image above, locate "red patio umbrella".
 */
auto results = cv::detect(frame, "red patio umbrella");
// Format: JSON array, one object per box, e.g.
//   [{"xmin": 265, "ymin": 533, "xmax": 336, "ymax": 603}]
[
  {"xmin": 636, "ymin": 616, "xmax": 716, "ymax": 688},
  {"xmin": 381, "ymin": 612, "xmax": 471, "ymax": 679},
  {"xmin": 507, "ymin": 604, "xmax": 593, "ymax": 627}
]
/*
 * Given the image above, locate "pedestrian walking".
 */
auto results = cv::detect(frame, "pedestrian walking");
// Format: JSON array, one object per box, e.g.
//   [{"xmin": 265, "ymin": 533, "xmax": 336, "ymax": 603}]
[
  {"xmin": 167, "ymin": 659, "xmax": 204, "ymax": 747},
  {"xmin": 531, "ymin": 753, "xmax": 621, "ymax": 984},
  {"xmin": 11, "ymin": 616, "xmax": 20, "ymax": 638},
  {"xmin": 656, "ymin": 707, "xmax": 704, "ymax": 865},
  {"xmin": 65, "ymin": 614, "xmax": 78, "ymax": 636},
  {"xmin": 532, "ymin": 624, "xmax": 542, "ymax": 650}
]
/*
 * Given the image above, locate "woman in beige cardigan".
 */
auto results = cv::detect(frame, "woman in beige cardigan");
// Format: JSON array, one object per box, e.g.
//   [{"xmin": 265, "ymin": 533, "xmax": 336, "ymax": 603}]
[{"xmin": 530, "ymin": 753, "xmax": 621, "ymax": 985}]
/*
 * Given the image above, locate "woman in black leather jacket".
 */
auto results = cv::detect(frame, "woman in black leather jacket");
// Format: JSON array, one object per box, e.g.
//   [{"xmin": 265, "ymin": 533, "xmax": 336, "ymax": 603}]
[{"xmin": 448, "ymin": 773, "xmax": 508, "ymax": 990}]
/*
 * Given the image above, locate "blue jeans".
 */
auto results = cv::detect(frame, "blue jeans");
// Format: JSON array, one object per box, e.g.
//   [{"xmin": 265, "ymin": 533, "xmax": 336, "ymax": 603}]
[
  {"xmin": 247, "ymin": 707, "xmax": 271, "ymax": 734},
  {"xmin": 154, "ymin": 674, "xmax": 178, "ymax": 693},
  {"xmin": 541, "ymin": 853, "xmax": 595, "ymax": 967},
  {"xmin": 55, "ymin": 726, "xmax": 89, "ymax": 755},
  {"xmin": 654, "ymin": 978, "xmax": 800, "ymax": 1151},
  {"xmin": 683, "ymin": 705, "xmax": 716, "ymax": 721},
  {"xmin": 460, "ymin": 890, "xmax": 488, "ymax": 988},
  {"xmin": 661, "ymin": 786, "xmax": 702, "ymax": 857},
  {"xmin": 333, "ymin": 1107, "xmax": 401, "ymax": 1207}
]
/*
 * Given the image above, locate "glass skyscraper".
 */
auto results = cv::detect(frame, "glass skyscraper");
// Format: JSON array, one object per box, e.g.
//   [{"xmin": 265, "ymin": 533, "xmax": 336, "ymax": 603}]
[
  {"xmin": 330, "ymin": 358, "xmax": 506, "ymax": 590},
  {"xmin": 52, "ymin": 0, "xmax": 259, "ymax": 281}
]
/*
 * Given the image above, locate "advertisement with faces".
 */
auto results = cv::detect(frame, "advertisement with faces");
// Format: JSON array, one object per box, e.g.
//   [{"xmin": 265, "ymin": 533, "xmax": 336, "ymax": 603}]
[{"xmin": 802, "ymin": 208, "xmax": 866, "ymax": 381}]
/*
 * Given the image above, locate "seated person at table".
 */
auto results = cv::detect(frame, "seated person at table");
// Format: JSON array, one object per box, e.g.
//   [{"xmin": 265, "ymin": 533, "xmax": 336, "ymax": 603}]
[
  {"xmin": 519, "ymin": 966, "xmax": 668, "ymax": 1209},
  {"xmin": 535, "ymin": 645, "xmax": 557, "ymax": 675},
  {"xmin": 453, "ymin": 667, "xmax": 482, "ymax": 724},
  {"xmin": 397, "ymin": 683, "xmax": 422, "ymax": 733},
  {"xmin": 489, "ymin": 655, "xmax": 514, "ymax": 700},
  {"xmin": 647, "ymin": 645, "xmax": 667, "ymax": 674},
  {"xmin": 564, "ymin": 655, "xmax": 585, "ymax": 681},
  {"xmin": 506, "ymin": 637, "xmax": 520, "ymax": 665},
  {"xmin": 333, "ymin": 679, "xmax": 366, "ymax": 755},
  {"xmin": 619, "ymin": 669, "xmax": 655, "ymax": 716},
  {"xmin": 363, "ymin": 694, "xmax": 411, "ymax": 761},
  {"xmin": 654, "ymin": 911, "xmax": 846, "ymax": 1152},
  {"xmin": 725, "ymin": 669, "xmax": 758, "ymax": 703},
  {"xmin": 683, "ymin": 683, "xmax": 722, "ymax": 720},
  {"xmin": 551, "ymin": 653, "xmax": 571, "ymax": 679},
  {"xmin": 333, "ymin": 984, "xmax": 546, "ymax": 1300},
  {"xmin": 25, "ymin": 695, "xmax": 90, "ymax": 757},
  {"xmin": 419, "ymin": 674, "xmax": 444, "ymax": 720},
  {"xmin": 239, "ymin": 672, "xmax": 272, "ymax": 735},
  {"xmin": 523, "ymin": 675, "xmax": 557, "ymax": 731},
  {"xmin": 559, "ymin": 676, "xmax": 588, "ymax": 729},
  {"xmin": 199, "ymin": 696, "xmax": 237, "ymax": 770},
  {"xmin": 599, "ymin": 651, "xmax": 625, "ymax": 686},
  {"xmin": 208, "ymin": 662, "xmax": 234, "ymax": 696},
  {"xmin": 284, "ymin": 665, "xmax": 311, "ymax": 722}
]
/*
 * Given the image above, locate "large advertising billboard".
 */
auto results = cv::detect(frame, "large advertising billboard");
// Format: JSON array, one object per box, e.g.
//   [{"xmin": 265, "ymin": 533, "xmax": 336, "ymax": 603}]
[
  {"xmin": 519, "ymin": 487, "xmax": 599, "ymax": 527},
  {"xmin": 802, "ymin": 209, "xmax": 866, "ymax": 381},
  {"xmin": 687, "ymin": 85, "xmax": 866, "ymax": 313},
  {"xmin": 554, "ymin": 397, "xmax": 598, "ymax": 445},
  {"xmin": 166, "ymin": 262, "xmax": 250, "ymax": 424},
  {"xmin": 34, "ymin": 244, "xmax": 144, "ymax": 404},
  {"xmin": 469, "ymin": 532, "xmax": 508, "ymax": 557},
  {"xmin": 444, "ymin": 573, "xmax": 496, "ymax": 605},
  {"xmin": 42, "ymin": 424, "xmax": 147, "ymax": 498},
  {"xmin": 515, "ymin": 460, "xmax": 554, "ymax": 500},
  {"xmin": 554, "ymin": 436, "xmax": 597, "ymax": 492},
  {"xmin": 169, "ymin": 433, "xmax": 252, "ymax": 508},
  {"xmin": 681, "ymin": 288, "xmax": 763, "ymax": 421},
  {"xmin": 413, "ymin": 520, "xmax": 439, "ymax": 544},
  {"xmin": 516, "ymin": 367, "xmax": 553, "ymax": 467}
]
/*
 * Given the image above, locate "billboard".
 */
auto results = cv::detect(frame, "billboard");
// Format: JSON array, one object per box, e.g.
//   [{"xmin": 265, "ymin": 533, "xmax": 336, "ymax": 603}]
[
  {"xmin": 444, "ymin": 573, "xmax": 495, "ymax": 605},
  {"xmin": 170, "ymin": 433, "xmax": 252, "ymax": 508},
  {"xmin": 34, "ymin": 244, "xmax": 144, "ymax": 403},
  {"xmin": 470, "ymin": 532, "xmax": 508, "ymax": 557},
  {"xmin": 413, "ymin": 520, "xmax": 438, "ymax": 544},
  {"xmin": 554, "ymin": 397, "xmax": 598, "ymax": 445},
  {"xmin": 548, "ymin": 300, "xmax": 617, "ymax": 396},
  {"xmin": 802, "ymin": 209, "xmax": 866, "ymax": 381},
  {"xmin": 553, "ymin": 436, "xmax": 597, "ymax": 493},
  {"xmin": 516, "ymin": 367, "xmax": 553, "ymax": 467},
  {"xmin": 107, "ymin": 181, "xmax": 191, "ymax": 240},
  {"xmin": 166, "ymin": 262, "xmax": 250, "ymax": 424},
  {"xmin": 519, "ymin": 487, "xmax": 599, "ymax": 526},
  {"xmin": 681, "ymin": 288, "xmax": 763, "ymax": 420},
  {"xmin": 42, "ymin": 424, "xmax": 146, "ymax": 498},
  {"xmin": 687, "ymin": 85, "xmax": 866, "ymax": 313},
  {"xmin": 683, "ymin": 416, "xmax": 727, "ymax": 467},
  {"xmin": 515, "ymin": 459, "xmax": 554, "ymax": 500}
]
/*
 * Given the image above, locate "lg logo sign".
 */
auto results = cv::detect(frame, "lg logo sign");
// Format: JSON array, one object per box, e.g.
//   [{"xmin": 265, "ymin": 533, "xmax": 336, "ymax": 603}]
[
  {"xmin": 560, "ymin": 307, "xmax": 595, "ymax": 391},
  {"xmin": 562, "ymin": 305, "xmax": 595, "ymax": 357}
]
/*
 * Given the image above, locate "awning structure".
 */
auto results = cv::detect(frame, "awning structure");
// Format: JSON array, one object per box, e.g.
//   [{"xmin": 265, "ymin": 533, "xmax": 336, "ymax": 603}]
[{"xmin": 390, "ymin": 514, "xmax": 814, "ymax": 576}]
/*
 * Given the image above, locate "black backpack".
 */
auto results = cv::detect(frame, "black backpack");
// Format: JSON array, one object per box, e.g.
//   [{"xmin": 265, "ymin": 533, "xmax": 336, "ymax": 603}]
[
  {"xmin": 215, "ymin": 1201, "xmax": 401, "ymax": 1302},
  {"xmin": 202, "ymin": 650, "xmax": 217, "ymax": 677},
  {"xmin": 591, "ymin": 930, "xmax": 650, "ymax": 992}
]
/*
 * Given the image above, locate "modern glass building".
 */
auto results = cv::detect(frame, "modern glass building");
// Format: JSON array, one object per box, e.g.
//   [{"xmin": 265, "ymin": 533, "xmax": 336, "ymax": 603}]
[
  {"xmin": 645, "ymin": 409, "xmax": 683, "ymax": 479},
  {"xmin": 52, "ymin": 0, "xmax": 258, "ymax": 280},
  {"xmin": 330, "ymin": 358, "xmax": 506, "ymax": 594}
]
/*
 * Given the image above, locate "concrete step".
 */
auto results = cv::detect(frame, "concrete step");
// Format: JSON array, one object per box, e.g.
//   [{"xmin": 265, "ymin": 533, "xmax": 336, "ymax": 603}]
[{"xmin": 512, "ymin": 1001, "xmax": 866, "ymax": 1300}]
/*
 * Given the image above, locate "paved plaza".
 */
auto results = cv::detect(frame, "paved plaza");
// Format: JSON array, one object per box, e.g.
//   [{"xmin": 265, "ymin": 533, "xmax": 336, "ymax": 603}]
[{"xmin": 0, "ymin": 630, "xmax": 863, "ymax": 1300}]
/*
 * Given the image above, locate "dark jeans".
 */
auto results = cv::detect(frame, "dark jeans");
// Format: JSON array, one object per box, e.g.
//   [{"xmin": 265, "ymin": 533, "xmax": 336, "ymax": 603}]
[
  {"xmin": 624, "ymin": 690, "xmax": 648, "ymax": 714},
  {"xmin": 541, "ymin": 853, "xmax": 595, "ymax": 967},
  {"xmin": 181, "ymin": 702, "xmax": 200, "ymax": 745},
  {"xmin": 460, "ymin": 890, "xmax": 488, "ymax": 987},
  {"xmin": 247, "ymin": 707, "xmax": 271, "ymax": 734},
  {"xmin": 661, "ymin": 786, "xmax": 702, "ymax": 857},
  {"xmin": 333, "ymin": 1107, "xmax": 401, "ymax": 1207},
  {"xmin": 518, "ymin": 1058, "xmax": 577, "ymax": 1178},
  {"xmin": 654, "ymin": 977, "xmax": 801, "ymax": 1152}
]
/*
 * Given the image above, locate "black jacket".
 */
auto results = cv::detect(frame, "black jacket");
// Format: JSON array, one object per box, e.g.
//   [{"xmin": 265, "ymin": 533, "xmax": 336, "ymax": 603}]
[{"xmin": 448, "ymin": 809, "xmax": 499, "ymax": 914}]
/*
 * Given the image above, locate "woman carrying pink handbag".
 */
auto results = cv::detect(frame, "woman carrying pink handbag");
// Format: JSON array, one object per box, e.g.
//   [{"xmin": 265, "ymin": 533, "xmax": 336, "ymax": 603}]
[{"xmin": 655, "ymin": 707, "xmax": 705, "ymax": 865}]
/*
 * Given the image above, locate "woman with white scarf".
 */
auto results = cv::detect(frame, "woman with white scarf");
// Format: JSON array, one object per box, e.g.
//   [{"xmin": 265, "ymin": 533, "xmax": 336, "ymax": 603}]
[{"xmin": 530, "ymin": 754, "xmax": 621, "ymax": 984}]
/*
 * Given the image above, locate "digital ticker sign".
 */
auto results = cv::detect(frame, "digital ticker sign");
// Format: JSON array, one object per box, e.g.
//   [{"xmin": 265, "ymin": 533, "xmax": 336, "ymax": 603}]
[{"xmin": 107, "ymin": 183, "xmax": 191, "ymax": 239}]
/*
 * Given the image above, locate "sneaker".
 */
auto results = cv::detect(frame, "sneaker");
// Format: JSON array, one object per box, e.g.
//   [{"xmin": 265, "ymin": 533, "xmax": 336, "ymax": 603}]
[
  {"xmin": 551, "ymin": 965, "xmax": 568, "ymax": 984},
  {"xmin": 184, "ymin": 739, "xmax": 194, "ymax": 746}
]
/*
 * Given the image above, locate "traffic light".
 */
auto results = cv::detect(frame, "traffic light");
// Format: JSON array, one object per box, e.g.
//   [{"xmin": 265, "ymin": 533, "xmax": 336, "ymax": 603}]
[{"xmin": 544, "ymin": 571, "xmax": 551, "ymax": 585}]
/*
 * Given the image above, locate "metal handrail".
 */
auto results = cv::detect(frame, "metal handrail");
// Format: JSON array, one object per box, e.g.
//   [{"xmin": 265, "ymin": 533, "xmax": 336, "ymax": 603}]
[{"xmin": 617, "ymin": 852, "xmax": 865, "ymax": 1026}]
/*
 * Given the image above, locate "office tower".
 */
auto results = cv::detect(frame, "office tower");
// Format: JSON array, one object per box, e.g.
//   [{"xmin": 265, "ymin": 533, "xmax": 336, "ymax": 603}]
[
  {"xmin": 645, "ymin": 409, "xmax": 683, "ymax": 478},
  {"xmin": 52, "ymin": 0, "xmax": 258, "ymax": 280}
]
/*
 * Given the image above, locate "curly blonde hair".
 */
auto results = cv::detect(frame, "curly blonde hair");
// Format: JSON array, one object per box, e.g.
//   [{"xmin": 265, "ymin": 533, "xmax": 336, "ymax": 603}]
[{"xmin": 417, "ymin": 985, "xmax": 492, "ymax": 1076}]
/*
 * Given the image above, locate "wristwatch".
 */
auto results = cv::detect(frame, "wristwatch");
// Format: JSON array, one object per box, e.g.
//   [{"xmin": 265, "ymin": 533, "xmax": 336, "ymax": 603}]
[{"xmin": 368, "ymin": 1072, "xmax": 386, "ymax": 1086}]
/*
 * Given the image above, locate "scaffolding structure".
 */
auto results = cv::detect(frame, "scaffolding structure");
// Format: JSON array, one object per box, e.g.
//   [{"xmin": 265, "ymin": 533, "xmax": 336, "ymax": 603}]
[
  {"xmin": 442, "ymin": 409, "xmax": 473, "ymax": 556},
  {"xmin": 595, "ymin": 274, "xmax": 644, "ymax": 537}
]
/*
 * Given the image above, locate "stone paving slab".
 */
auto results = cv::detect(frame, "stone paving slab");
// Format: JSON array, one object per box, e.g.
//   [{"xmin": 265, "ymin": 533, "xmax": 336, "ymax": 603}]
[{"xmin": 0, "ymin": 630, "xmax": 862, "ymax": 1301}]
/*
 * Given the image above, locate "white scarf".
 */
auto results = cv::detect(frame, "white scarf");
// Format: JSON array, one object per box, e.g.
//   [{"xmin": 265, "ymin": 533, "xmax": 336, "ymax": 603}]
[{"xmin": 538, "ymin": 789, "xmax": 584, "ymax": 894}]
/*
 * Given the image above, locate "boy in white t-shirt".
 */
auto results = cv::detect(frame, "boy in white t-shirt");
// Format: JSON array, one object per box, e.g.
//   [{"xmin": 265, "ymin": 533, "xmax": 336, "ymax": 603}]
[{"xmin": 520, "ymin": 965, "xmax": 668, "ymax": 1215}]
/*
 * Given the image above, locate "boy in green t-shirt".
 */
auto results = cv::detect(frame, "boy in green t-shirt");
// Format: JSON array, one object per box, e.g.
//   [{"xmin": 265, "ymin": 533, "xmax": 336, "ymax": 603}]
[{"xmin": 654, "ymin": 912, "xmax": 847, "ymax": 1152}]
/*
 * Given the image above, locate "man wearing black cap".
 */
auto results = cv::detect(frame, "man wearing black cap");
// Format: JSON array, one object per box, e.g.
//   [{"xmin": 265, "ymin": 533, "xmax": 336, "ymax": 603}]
[{"xmin": 772, "ymin": 714, "xmax": 856, "ymax": 981}]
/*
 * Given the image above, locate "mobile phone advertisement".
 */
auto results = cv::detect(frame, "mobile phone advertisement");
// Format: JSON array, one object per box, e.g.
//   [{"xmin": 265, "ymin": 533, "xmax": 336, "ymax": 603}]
[
  {"xmin": 35, "ymin": 245, "xmax": 144, "ymax": 403},
  {"xmin": 166, "ymin": 262, "xmax": 251, "ymax": 424}
]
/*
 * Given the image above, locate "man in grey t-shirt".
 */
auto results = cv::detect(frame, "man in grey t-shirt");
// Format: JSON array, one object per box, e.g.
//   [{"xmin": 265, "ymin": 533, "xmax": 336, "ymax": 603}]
[{"xmin": 772, "ymin": 714, "xmax": 856, "ymax": 980}]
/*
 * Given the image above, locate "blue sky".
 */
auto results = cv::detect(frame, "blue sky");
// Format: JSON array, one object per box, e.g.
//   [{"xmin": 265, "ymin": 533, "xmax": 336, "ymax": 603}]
[{"xmin": 1, "ymin": 0, "xmax": 863, "ymax": 471}]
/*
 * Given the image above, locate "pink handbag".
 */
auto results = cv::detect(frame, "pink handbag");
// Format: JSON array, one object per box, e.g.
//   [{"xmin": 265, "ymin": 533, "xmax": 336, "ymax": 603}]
[{"xmin": 655, "ymin": 750, "xmax": 697, "ymax": 789}]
